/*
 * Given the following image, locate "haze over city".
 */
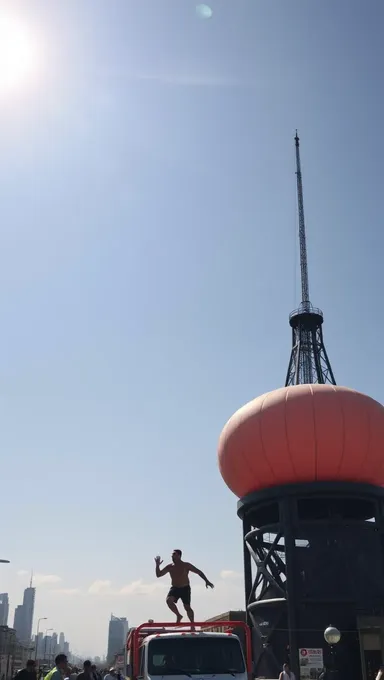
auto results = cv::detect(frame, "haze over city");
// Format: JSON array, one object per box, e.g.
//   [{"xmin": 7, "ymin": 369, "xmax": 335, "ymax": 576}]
[{"xmin": 1, "ymin": 0, "xmax": 384, "ymax": 658}]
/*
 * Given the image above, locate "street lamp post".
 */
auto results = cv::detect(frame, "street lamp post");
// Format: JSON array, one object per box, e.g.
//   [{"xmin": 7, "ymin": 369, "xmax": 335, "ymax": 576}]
[
  {"xmin": 35, "ymin": 618, "xmax": 47, "ymax": 661},
  {"xmin": 324, "ymin": 626, "xmax": 341, "ymax": 680}
]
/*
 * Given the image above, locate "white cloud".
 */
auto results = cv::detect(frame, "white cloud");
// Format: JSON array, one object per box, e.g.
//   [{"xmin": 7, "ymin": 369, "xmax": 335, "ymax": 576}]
[
  {"xmin": 220, "ymin": 570, "xmax": 242, "ymax": 581},
  {"xmin": 88, "ymin": 580, "xmax": 113, "ymax": 595},
  {"xmin": 88, "ymin": 578, "xmax": 165, "ymax": 596},
  {"xmin": 86, "ymin": 570, "xmax": 243, "ymax": 605},
  {"xmin": 53, "ymin": 588, "xmax": 80, "ymax": 595},
  {"xmin": 34, "ymin": 573, "xmax": 62, "ymax": 585},
  {"xmin": 120, "ymin": 579, "xmax": 166, "ymax": 596},
  {"xmin": 17, "ymin": 571, "xmax": 62, "ymax": 585},
  {"xmin": 88, "ymin": 572, "xmax": 242, "ymax": 599}
]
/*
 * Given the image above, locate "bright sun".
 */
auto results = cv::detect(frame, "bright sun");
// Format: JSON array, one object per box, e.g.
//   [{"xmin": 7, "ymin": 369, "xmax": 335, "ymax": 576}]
[{"xmin": 0, "ymin": 15, "xmax": 38, "ymax": 95}]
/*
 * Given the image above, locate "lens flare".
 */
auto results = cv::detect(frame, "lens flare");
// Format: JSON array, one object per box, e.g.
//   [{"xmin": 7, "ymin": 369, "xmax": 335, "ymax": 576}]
[
  {"xmin": 196, "ymin": 4, "xmax": 213, "ymax": 20},
  {"xmin": 0, "ymin": 14, "xmax": 38, "ymax": 95}
]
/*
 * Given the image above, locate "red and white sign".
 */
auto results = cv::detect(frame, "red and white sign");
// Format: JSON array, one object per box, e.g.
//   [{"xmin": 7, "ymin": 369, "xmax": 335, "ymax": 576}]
[{"xmin": 299, "ymin": 648, "xmax": 323, "ymax": 680}]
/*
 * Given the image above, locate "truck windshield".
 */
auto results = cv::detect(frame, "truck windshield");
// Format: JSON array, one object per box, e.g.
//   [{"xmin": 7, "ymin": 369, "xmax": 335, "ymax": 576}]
[{"xmin": 148, "ymin": 636, "xmax": 245, "ymax": 675}]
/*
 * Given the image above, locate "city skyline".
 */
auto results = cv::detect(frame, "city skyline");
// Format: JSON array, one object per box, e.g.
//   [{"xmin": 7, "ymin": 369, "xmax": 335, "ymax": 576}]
[
  {"xmin": 2, "ymin": 577, "xmax": 75, "ymax": 660},
  {"xmin": 6, "ymin": 576, "xmax": 129, "ymax": 660},
  {"xmin": 34, "ymin": 629, "xmax": 72, "ymax": 663}
]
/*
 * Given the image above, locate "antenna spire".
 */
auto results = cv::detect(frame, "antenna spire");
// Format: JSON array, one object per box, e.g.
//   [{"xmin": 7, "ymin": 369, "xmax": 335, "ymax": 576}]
[
  {"xmin": 295, "ymin": 130, "xmax": 310, "ymax": 308},
  {"xmin": 30, "ymin": 570, "xmax": 33, "ymax": 588},
  {"xmin": 285, "ymin": 132, "xmax": 336, "ymax": 386}
]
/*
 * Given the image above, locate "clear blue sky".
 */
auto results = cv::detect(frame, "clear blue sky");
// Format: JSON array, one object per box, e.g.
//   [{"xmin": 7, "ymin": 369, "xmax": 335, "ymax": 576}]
[{"xmin": 0, "ymin": 0, "xmax": 383, "ymax": 657}]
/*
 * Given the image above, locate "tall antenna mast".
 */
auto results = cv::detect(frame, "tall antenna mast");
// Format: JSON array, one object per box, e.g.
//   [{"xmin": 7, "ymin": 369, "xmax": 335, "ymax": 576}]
[
  {"xmin": 285, "ymin": 132, "xmax": 336, "ymax": 386},
  {"xmin": 295, "ymin": 131, "xmax": 310, "ymax": 308}
]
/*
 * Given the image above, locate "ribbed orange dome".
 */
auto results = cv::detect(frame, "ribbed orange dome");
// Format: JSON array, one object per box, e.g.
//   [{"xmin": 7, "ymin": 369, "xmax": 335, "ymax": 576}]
[{"xmin": 218, "ymin": 384, "xmax": 384, "ymax": 498}]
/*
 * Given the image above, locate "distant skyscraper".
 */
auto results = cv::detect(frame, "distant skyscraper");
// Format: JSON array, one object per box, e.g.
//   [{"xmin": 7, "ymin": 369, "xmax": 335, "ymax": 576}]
[
  {"xmin": 13, "ymin": 605, "xmax": 24, "ymax": 638},
  {"xmin": 59, "ymin": 632, "xmax": 65, "ymax": 652},
  {"xmin": 13, "ymin": 579, "xmax": 36, "ymax": 643},
  {"xmin": 63, "ymin": 641, "xmax": 69, "ymax": 656},
  {"xmin": 43, "ymin": 635, "xmax": 52, "ymax": 660},
  {"xmin": 107, "ymin": 615, "xmax": 128, "ymax": 663},
  {"xmin": 51, "ymin": 632, "xmax": 58, "ymax": 657},
  {"xmin": 37, "ymin": 632, "xmax": 44, "ymax": 658},
  {"xmin": 21, "ymin": 585, "xmax": 35, "ymax": 642},
  {"xmin": 0, "ymin": 594, "xmax": 9, "ymax": 626}
]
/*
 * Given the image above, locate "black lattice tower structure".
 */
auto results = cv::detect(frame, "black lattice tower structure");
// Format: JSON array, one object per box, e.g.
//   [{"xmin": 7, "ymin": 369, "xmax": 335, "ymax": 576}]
[
  {"xmin": 238, "ymin": 480, "xmax": 384, "ymax": 680},
  {"xmin": 285, "ymin": 132, "xmax": 336, "ymax": 386},
  {"xmin": 218, "ymin": 134, "xmax": 384, "ymax": 680}
]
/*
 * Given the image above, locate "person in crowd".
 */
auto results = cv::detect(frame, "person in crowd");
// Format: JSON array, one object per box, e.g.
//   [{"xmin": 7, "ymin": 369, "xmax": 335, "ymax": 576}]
[
  {"xmin": 279, "ymin": 663, "xmax": 296, "ymax": 680},
  {"xmin": 318, "ymin": 669, "xmax": 330, "ymax": 680},
  {"xmin": 103, "ymin": 668, "xmax": 115, "ymax": 680},
  {"xmin": 76, "ymin": 662, "xmax": 95, "ymax": 680},
  {"xmin": 14, "ymin": 660, "xmax": 37, "ymax": 680},
  {"xmin": 44, "ymin": 654, "xmax": 69, "ymax": 680},
  {"xmin": 91, "ymin": 666, "xmax": 101, "ymax": 680},
  {"xmin": 155, "ymin": 549, "xmax": 214, "ymax": 623}
]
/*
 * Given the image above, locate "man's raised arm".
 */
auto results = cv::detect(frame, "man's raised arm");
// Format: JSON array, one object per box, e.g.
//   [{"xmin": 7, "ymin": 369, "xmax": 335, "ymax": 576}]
[
  {"xmin": 187, "ymin": 563, "xmax": 214, "ymax": 589},
  {"xmin": 154, "ymin": 556, "xmax": 171, "ymax": 578}
]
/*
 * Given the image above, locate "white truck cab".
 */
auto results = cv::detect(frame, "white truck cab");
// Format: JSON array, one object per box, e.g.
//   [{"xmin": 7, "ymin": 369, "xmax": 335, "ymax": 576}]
[{"xmin": 126, "ymin": 621, "xmax": 252, "ymax": 680}]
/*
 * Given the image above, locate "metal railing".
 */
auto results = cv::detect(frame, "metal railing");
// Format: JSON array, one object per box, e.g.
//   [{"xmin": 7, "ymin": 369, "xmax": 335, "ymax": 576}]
[{"xmin": 289, "ymin": 301, "xmax": 323, "ymax": 321}]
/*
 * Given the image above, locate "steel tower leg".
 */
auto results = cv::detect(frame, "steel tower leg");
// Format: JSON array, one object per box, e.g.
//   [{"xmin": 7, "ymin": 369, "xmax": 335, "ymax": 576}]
[{"xmin": 285, "ymin": 308, "xmax": 336, "ymax": 386}]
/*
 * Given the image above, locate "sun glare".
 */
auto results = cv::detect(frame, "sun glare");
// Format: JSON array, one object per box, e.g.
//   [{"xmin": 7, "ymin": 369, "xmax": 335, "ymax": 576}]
[{"xmin": 0, "ymin": 15, "xmax": 38, "ymax": 95}]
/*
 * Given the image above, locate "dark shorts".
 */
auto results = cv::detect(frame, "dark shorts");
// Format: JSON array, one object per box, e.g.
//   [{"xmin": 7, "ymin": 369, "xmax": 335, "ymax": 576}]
[{"xmin": 167, "ymin": 585, "xmax": 191, "ymax": 606}]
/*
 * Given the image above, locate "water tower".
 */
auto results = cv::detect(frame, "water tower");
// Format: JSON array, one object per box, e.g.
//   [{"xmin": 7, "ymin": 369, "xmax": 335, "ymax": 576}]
[{"xmin": 218, "ymin": 134, "xmax": 384, "ymax": 680}]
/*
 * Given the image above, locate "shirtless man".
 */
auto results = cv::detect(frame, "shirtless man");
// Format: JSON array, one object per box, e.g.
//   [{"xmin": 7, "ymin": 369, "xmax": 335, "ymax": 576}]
[{"xmin": 155, "ymin": 549, "xmax": 214, "ymax": 623}]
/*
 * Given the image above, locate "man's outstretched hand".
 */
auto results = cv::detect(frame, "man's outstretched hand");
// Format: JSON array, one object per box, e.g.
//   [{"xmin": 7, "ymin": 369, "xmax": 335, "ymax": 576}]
[
  {"xmin": 155, "ymin": 555, "xmax": 163, "ymax": 566},
  {"xmin": 206, "ymin": 581, "xmax": 214, "ymax": 589}
]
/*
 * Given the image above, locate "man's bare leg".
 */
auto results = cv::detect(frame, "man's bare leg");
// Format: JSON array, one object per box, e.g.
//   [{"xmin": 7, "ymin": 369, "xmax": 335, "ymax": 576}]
[
  {"xmin": 185, "ymin": 605, "xmax": 195, "ymax": 628},
  {"xmin": 166, "ymin": 597, "xmax": 183, "ymax": 623}
]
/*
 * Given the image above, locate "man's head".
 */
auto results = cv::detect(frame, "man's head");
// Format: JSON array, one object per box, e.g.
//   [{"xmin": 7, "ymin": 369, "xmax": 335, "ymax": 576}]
[
  {"xmin": 55, "ymin": 655, "xmax": 68, "ymax": 670},
  {"xmin": 283, "ymin": 664, "xmax": 290, "ymax": 672},
  {"xmin": 83, "ymin": 661, "xmax": 92, "ymax": 673},
  {"xmin": 172, "ymin": 549, "xmax": 182, "ymax": 563},
  {"xmin": 109, "ymin": 669, "xmax": 116, "ymax": 676},
  {"xmin": 26, "ymin": 660, "xmax": 36, "ymax": 672}
]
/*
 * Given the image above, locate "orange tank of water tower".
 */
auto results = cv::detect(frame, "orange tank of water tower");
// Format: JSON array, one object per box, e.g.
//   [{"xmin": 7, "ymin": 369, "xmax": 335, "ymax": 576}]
[{"xmin": 218, "ymin": 383, "xmax": 384, "ymax": 498}]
